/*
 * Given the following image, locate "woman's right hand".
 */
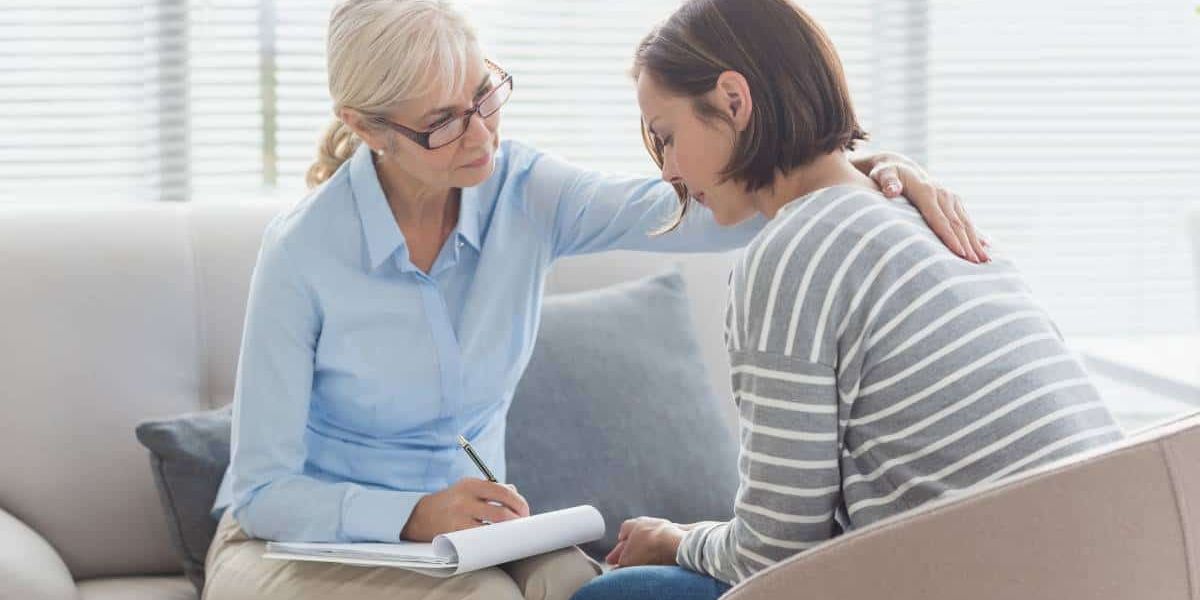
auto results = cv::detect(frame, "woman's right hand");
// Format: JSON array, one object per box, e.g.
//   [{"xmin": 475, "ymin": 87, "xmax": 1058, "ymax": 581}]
[{"xmin": 399, "ymin": 478, "xmax": 531, "ymax": 542}]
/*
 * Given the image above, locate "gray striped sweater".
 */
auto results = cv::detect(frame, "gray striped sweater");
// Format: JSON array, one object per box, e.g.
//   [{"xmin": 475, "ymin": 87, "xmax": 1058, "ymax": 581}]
[{"xmin": 676, "ymin": 185, "xmax": 1123, "ymax": 585}]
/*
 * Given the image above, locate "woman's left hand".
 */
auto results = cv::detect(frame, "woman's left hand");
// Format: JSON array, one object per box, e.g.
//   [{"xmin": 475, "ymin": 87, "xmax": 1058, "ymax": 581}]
[
  {"xmin": 852, "ymin": 151, "xmax": 989, "ymax": 263},
  {"xmin": 605, "ymin": 517, "xmax": 687, "ymax": 568}
]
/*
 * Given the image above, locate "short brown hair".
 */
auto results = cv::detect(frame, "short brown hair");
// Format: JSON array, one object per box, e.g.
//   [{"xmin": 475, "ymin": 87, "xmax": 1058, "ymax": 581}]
[{"xmin": 633, "ymin": 0, "xmax": 868, "ymax": 231}]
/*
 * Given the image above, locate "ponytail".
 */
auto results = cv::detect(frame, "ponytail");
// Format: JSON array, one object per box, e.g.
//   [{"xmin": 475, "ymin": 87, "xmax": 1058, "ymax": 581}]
[{"xmin": 305, "ymin": 118, "xmax": 361, "ymax": 188}]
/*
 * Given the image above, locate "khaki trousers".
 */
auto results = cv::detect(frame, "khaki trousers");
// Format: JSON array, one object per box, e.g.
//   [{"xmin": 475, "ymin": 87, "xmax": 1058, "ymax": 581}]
[{"xmin": 203, "ymin": 511, "xmax": 601, "ymax": 600}]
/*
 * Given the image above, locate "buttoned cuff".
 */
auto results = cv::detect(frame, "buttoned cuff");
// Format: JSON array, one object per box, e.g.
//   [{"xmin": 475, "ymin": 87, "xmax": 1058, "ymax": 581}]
[{"xmin": 340, "ymin": 487, "xmax": 426, "ymax": 542}]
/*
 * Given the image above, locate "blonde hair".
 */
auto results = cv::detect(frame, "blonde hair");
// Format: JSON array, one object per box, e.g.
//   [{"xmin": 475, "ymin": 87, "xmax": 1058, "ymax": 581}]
[{"xmin": 306, "ymin": 0, "xmax": 479, "ymax": 188}]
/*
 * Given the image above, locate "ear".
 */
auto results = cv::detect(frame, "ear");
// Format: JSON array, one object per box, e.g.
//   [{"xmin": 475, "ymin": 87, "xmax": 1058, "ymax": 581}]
[
  {"xmin": 338, "ymin": 107, "xmax": 384, "ymax": 152},
  {"xmin": 714, "ymin": 71, "xmax": 753, "ymax": 133}
]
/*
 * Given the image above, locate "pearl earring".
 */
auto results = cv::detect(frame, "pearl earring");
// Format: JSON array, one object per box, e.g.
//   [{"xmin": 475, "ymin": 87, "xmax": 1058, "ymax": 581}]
[{"xmin": 374, "ymin": 148, "xmax": 384, "ymax": 157}]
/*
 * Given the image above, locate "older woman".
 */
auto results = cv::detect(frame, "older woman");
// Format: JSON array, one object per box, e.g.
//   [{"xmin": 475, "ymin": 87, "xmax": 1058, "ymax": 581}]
[{"xmin": 202, "ymin": 1, "xmax": 983, "ymax": 599}]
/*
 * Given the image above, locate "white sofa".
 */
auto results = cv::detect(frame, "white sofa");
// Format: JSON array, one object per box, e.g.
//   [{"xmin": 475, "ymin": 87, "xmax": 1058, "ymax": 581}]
[
  {"xmin": 2, "ymin": 201, "xmax": 1198, "ymax": 599},
  {"xmin": 0, "ymin": 200, "xmax": 739, "ymax": 599}
]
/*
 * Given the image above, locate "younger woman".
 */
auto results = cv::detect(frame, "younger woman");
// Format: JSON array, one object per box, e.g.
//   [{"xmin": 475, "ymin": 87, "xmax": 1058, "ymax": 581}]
[{"xmin": 575, "ymin": 1, "xmax": 1123, "ymax": 598}]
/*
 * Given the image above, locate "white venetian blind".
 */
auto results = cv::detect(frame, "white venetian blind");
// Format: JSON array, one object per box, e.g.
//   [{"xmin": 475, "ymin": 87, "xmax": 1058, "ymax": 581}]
[
  {"xmin": 261, "ymin": 0, "xmax": 899, "ymax": 190},
  {"xmin": 454, "ymin": 0, "xmax": 901, "ymax": 177},
  {"xmin": 185, "ymin": 0, "xmax": 339, "ymax": 195},
  {"xmin": 188, "ymin": 0, "xmax": 264, "ymax": 195},
  {"xmin": 0, "ymin": 1, "xmax": 189, "ymax": 202},
  {"xmin": 926, "ymin": 0, "xmax": 1200, "ymax": 335},
  {"xmin": 8, "ymin": 0, "xmax": 1196, "ymax": 340},
  {"xmin": 0, "ymin": 1, "xmax": 908, "ymax": 199},
  {"xmin": 0, "ymin": 0, "xmax": 264, "ymax": 202},
  {"xmin": 274, "ymin": 1, "xmax": 339, "ymax": 192}
]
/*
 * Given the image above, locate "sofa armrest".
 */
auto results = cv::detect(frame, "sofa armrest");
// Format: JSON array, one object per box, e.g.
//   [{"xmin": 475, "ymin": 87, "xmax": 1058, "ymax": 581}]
[
  {"xmin": 722, "ymin": 432, "xmax": 1193, "ymax": 600},
  {"xmin": 0, "ymin": 507, "xmax": 76, "ymax": 600}
]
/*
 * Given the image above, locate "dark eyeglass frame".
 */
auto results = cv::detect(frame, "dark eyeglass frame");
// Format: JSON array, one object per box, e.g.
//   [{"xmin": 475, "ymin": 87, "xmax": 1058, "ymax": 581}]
[{"xmin": 370, "ymin": 59, "xmax": 513, "ymax": 150}]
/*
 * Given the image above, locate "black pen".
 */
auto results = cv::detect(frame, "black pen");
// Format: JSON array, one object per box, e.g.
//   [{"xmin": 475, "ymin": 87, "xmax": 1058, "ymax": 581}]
[{"xmin": 457, "ymin": 434, "xmax": 498, "ymax": 482}]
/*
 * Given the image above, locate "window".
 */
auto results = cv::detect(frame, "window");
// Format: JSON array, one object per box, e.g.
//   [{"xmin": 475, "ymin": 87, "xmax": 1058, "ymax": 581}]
[
  {"xmin": 925, "ymin": 0, "xmax": 1200, "ymax": 334},
  {"xmin": 3, "ymin": 0, "xmax": 1198, "ymax": 336},
  {"xmin": 1, "ymin": 1, "xmax": 176, "ymax": 202}
]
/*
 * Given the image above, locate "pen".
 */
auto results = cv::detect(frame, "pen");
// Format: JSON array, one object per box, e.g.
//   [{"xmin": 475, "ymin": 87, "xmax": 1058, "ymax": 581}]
[{"xmin": 457, "ymin": 434, "xmax": 498, "ymax": 483}]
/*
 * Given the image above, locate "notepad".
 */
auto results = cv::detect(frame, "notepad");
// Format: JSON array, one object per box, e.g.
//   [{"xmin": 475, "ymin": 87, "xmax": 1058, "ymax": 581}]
[{"xmin": 263, "ymin": 505, "xmax": 604, "ymax": 577}]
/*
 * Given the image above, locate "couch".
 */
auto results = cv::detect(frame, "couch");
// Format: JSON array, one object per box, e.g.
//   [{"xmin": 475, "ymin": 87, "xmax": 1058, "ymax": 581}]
[
  {"xmin": 0, "ymin": 200, "xmax": 741, "ymax": 599},
  {"xmin": 1, "ymin": 201, "xmax": 1197, "ymax": 599}
]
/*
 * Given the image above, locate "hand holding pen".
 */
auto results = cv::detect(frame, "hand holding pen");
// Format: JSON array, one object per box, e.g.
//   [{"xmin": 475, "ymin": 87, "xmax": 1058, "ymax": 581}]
[{"xmin": 398, "ymin": 435, "xmax": 530, "ymax": 542}]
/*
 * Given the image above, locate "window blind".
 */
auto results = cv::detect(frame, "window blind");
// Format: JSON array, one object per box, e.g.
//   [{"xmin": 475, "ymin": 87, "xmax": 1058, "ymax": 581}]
[
  {"xmin": 458, "ymin": 0, "xmax": 897, "ymax": 177},
  {"xmin": 274, "ymin": 1, "xmax": 339, "ymax": 191},
  {"xmin": 0, "ymin": 1, "xmax": 187, "ymax": 202},
  {"xmin": 926, "ymin": 0, "xmax": 1200, "ymax": 334},
  {"xmin": 3, "ymin": 0, "xmax": 1198, "ymax": 336},
  {"xmin": 188, "ymin": 0, "xmax": 264, "ymax": 195}
]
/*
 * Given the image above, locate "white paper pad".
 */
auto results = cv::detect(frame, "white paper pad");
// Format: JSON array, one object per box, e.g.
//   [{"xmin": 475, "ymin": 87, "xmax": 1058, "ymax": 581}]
[{"xmin": 264, "ymin": 505, "xmax": 604, "ymax": 577}]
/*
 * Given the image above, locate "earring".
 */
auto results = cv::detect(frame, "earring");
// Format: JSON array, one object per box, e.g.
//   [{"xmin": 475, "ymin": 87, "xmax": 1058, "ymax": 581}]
[{"xmin": 374, "ymin": 147, "xmax": 384, "ymax": 157}]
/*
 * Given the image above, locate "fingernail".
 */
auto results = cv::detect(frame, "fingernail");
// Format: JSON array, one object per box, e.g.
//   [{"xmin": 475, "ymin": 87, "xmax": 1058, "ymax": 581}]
[{"xmin": 886, "ymin": 182, "xmax": 901, "ymax": 195}]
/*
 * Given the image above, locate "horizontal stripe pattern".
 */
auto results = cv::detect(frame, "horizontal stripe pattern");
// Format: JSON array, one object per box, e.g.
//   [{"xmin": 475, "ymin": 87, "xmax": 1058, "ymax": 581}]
[{"xmin": 679, "ymin": 186, "xmax": 1122, "ymax": 585}]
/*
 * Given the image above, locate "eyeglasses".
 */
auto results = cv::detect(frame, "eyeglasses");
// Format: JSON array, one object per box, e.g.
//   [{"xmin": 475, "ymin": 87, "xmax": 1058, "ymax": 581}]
[{"xmin": 370, "ymin": 59, "xmax": 513, "ymax": 150}]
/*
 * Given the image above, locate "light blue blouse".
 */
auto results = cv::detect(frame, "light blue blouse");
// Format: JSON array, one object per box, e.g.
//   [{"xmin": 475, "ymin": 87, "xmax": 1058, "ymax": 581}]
[{"xmin": 212, "ymin": 139, "xmax": 763, "ymax": 542}]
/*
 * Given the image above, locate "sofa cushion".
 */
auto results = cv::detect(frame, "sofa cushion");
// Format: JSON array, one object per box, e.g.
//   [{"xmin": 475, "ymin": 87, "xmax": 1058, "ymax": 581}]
[
  {"xmin": 133, "ymin": 270, "xmax": 740, "ymax": 587},
  {"xmin": 0, "ymin": 508, "xmax": 77, "ymax": 600},
  {"xmin": 76, "ymin": 575, "xmax": 196, "ymax": 600},
  {"xmin": 507, "ymin": 270, "xmax": 740, "ymax": 560},
  {"xmin": 0, "ymin": 205, "xmax": 205, "ymax": 580},
  {"xmin": 135, "ymin": 405, "xmax": 232, "ymax": 592}
]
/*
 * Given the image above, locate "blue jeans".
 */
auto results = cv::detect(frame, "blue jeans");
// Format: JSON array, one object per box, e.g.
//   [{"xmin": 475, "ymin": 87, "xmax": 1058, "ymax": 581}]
[{"xmin": 571, "ymin": 566, "xmax": 732, "ymax": 600}]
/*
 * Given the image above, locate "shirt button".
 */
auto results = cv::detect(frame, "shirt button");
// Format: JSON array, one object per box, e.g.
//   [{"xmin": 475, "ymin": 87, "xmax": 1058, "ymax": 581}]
[{"xmin": 456, "ymin": 240, "xmax": 464, "ymax": 249}]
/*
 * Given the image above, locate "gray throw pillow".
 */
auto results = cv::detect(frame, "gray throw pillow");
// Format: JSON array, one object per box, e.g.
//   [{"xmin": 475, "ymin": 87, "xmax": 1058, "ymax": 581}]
[
  {"xmin": 134, "ymin": 404, "xmax": 231, "ymax": 593},
  {"xmin": 507, "ymin": 271, "xmax": 740, "ymax": 561},
  {"xmin": 133, "ymin": 270, "xmax": 740, "ymax": 589}
]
